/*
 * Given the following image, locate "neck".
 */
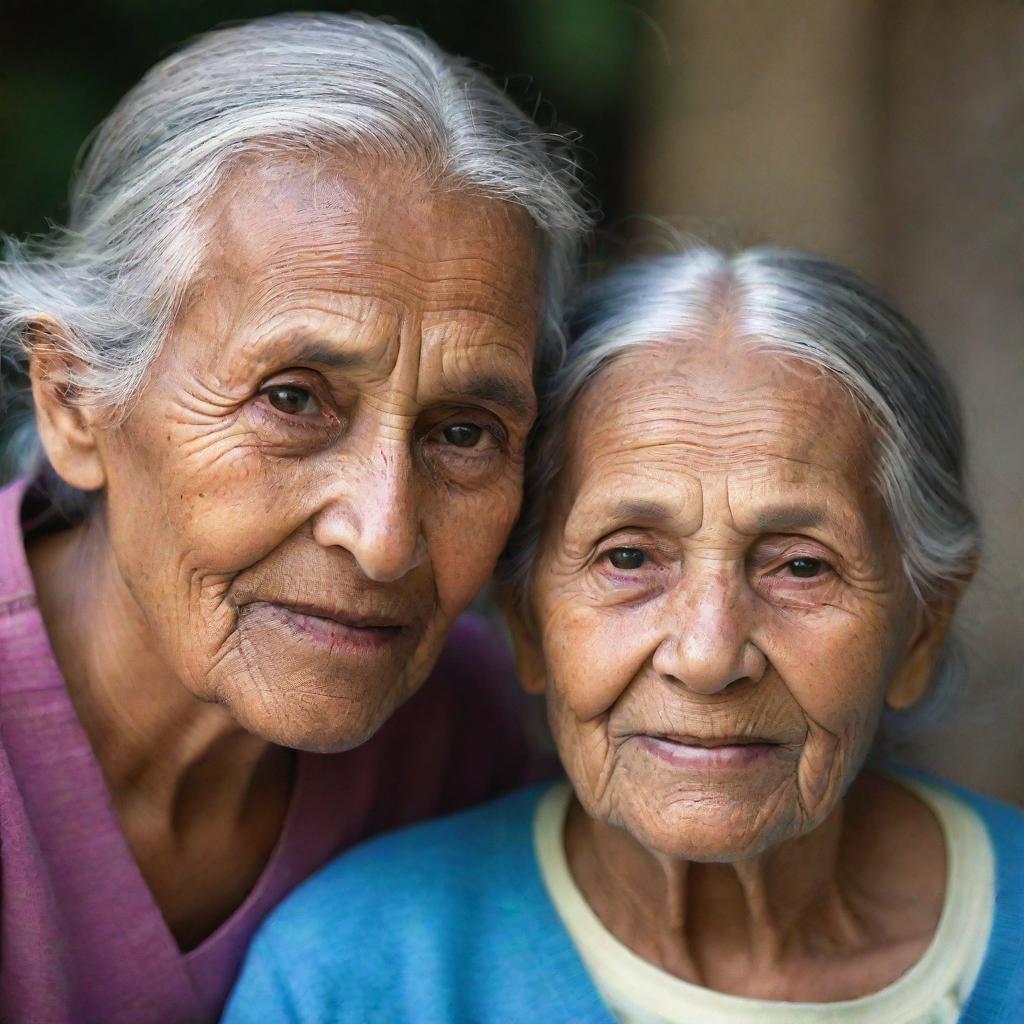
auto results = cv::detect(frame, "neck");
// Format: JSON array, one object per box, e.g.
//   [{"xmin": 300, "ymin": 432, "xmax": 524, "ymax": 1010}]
[
  {"xmin": 565, "ymin": 772, "xmax": 946, "ymax": 999},
  {"xmin": 27, "ymin": 509, "xmax": 275, "ymax": 830}
]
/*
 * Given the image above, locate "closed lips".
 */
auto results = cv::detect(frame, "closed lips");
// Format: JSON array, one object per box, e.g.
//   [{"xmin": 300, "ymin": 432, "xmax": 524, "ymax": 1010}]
[{"xmin": 271, "ymin": 601, "xmax": 408, "ymax": 631}]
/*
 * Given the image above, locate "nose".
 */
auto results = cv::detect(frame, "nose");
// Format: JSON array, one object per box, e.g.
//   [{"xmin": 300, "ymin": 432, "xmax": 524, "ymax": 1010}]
[
  {"xmin": 651, "ymin": 566, "xmax": 766, "ymax": 694},
  {"xmin": 311, "ymin": 446, "xmax": 426, "ymax": 583}
]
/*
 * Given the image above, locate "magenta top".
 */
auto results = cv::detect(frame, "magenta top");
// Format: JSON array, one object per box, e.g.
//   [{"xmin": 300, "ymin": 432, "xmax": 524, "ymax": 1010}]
[{"xmin": 0, "ymin": 476, "xmax": 530, "ymax": 1024}]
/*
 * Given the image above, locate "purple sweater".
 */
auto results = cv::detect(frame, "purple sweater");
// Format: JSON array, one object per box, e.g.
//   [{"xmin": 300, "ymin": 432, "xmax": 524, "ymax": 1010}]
[{"xmin": 0, "ymin": 477, "xmax": 530, "ymax": 1024}]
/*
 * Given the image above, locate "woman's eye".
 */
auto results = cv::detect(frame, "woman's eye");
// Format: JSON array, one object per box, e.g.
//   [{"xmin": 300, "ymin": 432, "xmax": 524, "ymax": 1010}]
[
  {"xmin": 264, "ymin": 385, "xmax": 320, "ymax": 417},
  {"xmin": 442, "ymin": 423, "xmax": 485, "ymax": 448},
  {"xmin": 786, "ymin": 556, "xmax": 825, "ymax": 578},
  {"xmin": 607, "ymin": 547, "xmax": 646, "ymax": 571}
]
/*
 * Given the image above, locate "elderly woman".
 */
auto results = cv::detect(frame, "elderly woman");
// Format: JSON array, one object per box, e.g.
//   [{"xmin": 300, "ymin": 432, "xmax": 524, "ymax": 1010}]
[
  {"xmin": 227, "ymin": 247, "xmax": 1024, "ymax": 1023},
  {"xmin": 0, "ymin": 13, "xmax": 587, "ymax": 1024}
]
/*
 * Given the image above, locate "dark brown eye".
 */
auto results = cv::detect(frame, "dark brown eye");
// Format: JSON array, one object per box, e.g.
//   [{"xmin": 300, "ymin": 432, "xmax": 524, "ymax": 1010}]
[
  {"xmin": 788, "ymin": 557, "xmax": 824, "ymax": 578},
  {"xmin": 265, "ymin": 385, "xmax": 319, "ymax": 417},
  {"xmin": 442, "ymin": 423, "xmax": 484, "ymax": 448},
  {"xmin": 608, "ymin": 548, "xmax": 646, "ymax": 570}
]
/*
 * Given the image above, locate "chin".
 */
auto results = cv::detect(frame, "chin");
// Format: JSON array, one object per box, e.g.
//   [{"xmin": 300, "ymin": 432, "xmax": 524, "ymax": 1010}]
[
  {"xmin": 202, "ymin": 619, "xmax": 427, "ymax": 751},
  {"xmin": 615, "ymin": 799, "xmax": 795, "ymax": 864},
  {"xmin": 217, "ymin": 671, "xmax": 410, "ymax": 753}
]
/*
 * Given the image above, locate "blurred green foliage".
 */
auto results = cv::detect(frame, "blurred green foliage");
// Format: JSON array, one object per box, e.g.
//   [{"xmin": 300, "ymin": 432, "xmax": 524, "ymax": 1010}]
[{"xmin": 0, "ymin": 0, "xmax": 652, "ymax": 238}]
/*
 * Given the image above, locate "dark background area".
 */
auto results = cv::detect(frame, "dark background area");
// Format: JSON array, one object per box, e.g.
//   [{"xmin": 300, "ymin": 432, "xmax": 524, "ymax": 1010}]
[{"xmin": 0, "ymin": 0, "xmax": 651, "ymax": 239}]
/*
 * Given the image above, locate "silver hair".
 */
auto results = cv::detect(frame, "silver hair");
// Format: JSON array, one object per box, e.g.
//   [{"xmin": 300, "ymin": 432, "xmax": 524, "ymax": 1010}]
[
  {"xmin": 501, "ymin": 246, "xmax": 979, "ymax": 731},
  {"xmin": 0, "ymin": 12, "xmax": 590, "ymax": 493}
]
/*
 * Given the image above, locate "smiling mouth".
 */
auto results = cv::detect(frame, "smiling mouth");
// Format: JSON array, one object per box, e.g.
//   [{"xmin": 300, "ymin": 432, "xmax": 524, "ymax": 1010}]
[
  {"xmin": 650, "ymin": 733, "xmax": 773, "ymax": 748},
  {"xmin": 633, "ymin": 733, "xmax": 783, "ymax": 768}
]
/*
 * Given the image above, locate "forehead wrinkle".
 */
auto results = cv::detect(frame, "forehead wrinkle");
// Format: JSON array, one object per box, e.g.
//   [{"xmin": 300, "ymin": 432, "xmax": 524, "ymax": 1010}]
[
  {"xmin": 574, "ymin": 373, "xmax": 870, "ymax": 479},
  {"xmin": 561, "ymin": 463, "xmax": 704, "ymax": 540},
  {"xmin": 211, "ymin": 203, "xmax": 531, "ymax": 308},
  {"xmin": 560, "ymin": 382, "xmax": 882, "ymax": 559},
  {"xmin": 266, "ymin": 236, "xmax": 530, "ymax": 289},
  {"xmin": 417, "ymin": 321, "xmax": 534, "ymax": 413},
  {"xmin": 203, "ymin": 150, "xmax": 535, "ymax": 281},
  {"xmin": 258, "ymin": 253, "xmax": 530, "ymax": 330},
  {"xmin": 234, "ymin": 300, "xmax": 404, "ymax": 374}
]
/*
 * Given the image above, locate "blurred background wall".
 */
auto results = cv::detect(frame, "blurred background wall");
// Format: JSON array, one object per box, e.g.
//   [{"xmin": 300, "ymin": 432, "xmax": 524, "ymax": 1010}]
[
  {"xmin": 2, "ymin": 0, "xmax": 1021, "ymax": 797},
  {"xmin": 630, "ymin": 0, "xmax": 1024, "ymax": 800}
]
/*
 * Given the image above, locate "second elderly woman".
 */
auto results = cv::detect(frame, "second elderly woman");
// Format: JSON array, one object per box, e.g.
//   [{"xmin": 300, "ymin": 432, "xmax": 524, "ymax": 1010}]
[
  {"xmin": 228, "ymin": 247, "xmax": 1024, "ymax": 1023},
  {"xmin": 0, "ymin": 13, "xmax": 587, "ymax": 1024}
]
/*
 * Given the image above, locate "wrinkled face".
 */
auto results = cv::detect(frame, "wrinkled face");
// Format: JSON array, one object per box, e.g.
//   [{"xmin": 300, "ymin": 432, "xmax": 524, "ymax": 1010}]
[
  {"xmin": 94, "ymin": 156, "xmax": 539, "ymax": 751},
  {"xmin": 529, "ymin": 340, "xmax": 926, "ymax": 861}
]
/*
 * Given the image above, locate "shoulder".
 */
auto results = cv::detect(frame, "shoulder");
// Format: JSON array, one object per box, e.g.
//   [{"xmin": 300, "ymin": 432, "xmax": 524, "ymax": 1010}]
[
  {"xmin": 227, "ymin": 786, "xmax": 553, "ymax": 1023},
  {"xmin": 0, "ymin": 477, "xmax": 33, "ymax": 604},
  {"xmin": 297, "ymin": 782, "xmax": 543, "ymax": 911},
  {"xmin": 897, "ymin": 765, "xmax": 1024, "ymax": 850},
  {"xmin": 900, "ymin": 770, "xmax": 1024, "ymax": 1019}
]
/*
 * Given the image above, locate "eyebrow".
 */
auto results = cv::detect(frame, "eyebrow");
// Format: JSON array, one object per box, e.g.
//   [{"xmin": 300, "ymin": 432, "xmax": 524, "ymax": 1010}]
[
  {"xmin": 754, "ymin": 505, "xmax": 828, "ymax": 532},
  {"xmin": 264, "ymin": 338, "xmax": 535, "ymax": 417},
  {"xmin": 283, "ymin": 342, "xmax": 368, "ymax": 370},
  {"xmin": 443, "ymin": 375, "xmax": 535, "ymax": 418},
  {"xmin": 606, "ymin": 499, "xmax": 674, "ymax": 523}
]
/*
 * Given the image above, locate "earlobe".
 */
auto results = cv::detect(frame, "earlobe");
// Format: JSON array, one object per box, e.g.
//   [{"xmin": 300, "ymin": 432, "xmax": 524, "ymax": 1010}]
[
  {"xmin": 29, "ymin": 330, "xmax": 107, "ymax": 492},
  {"xmin": 500, "ymin": 595, "xmax": 547, "ymax": 696},
  {"xmin": 885, "ymin": 609, "xmax": 953, "ymax": 711}
]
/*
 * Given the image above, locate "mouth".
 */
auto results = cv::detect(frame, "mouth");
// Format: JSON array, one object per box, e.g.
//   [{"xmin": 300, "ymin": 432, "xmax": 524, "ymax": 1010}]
[
  {"xmin": 632, "ymin": 732, "xmax": 784, "ymax": 769},
  {"xmin": 241, "ymin": 600, "xmax": 413, "ymax": 655}
]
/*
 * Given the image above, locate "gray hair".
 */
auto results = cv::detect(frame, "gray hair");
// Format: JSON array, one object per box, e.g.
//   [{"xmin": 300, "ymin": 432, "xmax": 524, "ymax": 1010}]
[
  {"xmin": 502, "ymin": 246, "xmax": 979, "ymax": 730},
  {"xmin": 0, "ymin": 12, "xmax": 589, "ymax": 491}
]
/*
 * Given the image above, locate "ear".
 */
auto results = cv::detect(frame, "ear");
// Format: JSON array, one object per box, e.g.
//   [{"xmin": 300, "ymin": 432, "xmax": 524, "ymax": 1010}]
[
  {"xmin": 885, "ymin": 570, "xmax": 976, "ymax": 711},
  {"xmin": 28, "ymin": 322, "xmax": 107, "ymax": 492},
  {"xmin": 499, "ymin": 592, "xmax": 547, "ymax": 696}
]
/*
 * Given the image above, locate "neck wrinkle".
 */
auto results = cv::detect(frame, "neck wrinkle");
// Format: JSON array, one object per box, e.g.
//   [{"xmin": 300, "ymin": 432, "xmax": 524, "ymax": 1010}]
[{"xmin": 567, "ymin": 792, "xmax": 863, "ymax": 986}]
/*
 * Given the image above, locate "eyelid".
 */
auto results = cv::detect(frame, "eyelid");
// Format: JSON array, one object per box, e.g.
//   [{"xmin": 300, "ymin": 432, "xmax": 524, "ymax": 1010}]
[
  {"xmin": 754, "ymin": 533, "xmax": 835, "ymax": 558},
  {"xmin": 594, "ymin": 529, "xmax": 658, "ymax": 553},
  {"xmin": 258, "ymin": 366, "xmax": 326, "ymax": 390}
]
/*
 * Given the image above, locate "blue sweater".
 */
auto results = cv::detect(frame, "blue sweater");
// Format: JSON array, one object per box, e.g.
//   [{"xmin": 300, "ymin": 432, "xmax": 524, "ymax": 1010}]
[{"xmin": 223, "ymin": 777, "xmax": 1024, "ymax": 1023}]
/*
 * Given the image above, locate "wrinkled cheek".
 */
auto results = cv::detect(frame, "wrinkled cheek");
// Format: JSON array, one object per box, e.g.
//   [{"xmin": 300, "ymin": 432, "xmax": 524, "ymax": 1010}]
[
  {"xmin": 166, "ymin": 469, "xmax": 313, "ymax": 576},
  {"xmin": 543, "ymin": 608, "xmax": 644, "ymax": 722},
  {"xmin": 427, "ymin": 488, "xmax": 521, "ymax": 611},
  {"xmin": 545, "ymin": 684, "xmax": 613, "ymax": 798},
  {"xmin": 767, "ymin": 618, "xmax": 891, "ymax": 732},
  {"xmin": 758, "ymin": 623, "xmax": 894, "ymax": 822},
  {"xmin": 791, "ymin": 655, "xmax": 887, "ymax": 821}
]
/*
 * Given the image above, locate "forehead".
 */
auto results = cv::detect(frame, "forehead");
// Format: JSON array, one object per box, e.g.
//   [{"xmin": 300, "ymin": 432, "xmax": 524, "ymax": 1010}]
[
  {"xmin": 563, "ymin": 339, "xmax": 878, "ymax": 522},
  {"xmin": 204, "ymin": 152, "xmax": 537, "ymax": 284},
  {"xmin": 185, "ymin": 153, "xmax": 540, "ymax": 370}
]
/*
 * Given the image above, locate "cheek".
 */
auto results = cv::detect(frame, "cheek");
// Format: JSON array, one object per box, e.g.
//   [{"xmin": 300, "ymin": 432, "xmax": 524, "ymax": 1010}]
[
  {"xmin": 106, "ymin": 412, "xmax": 317, "ymax": 577},
  {"xmin": 167, "ymin": 470, "xmax": 312, "ymax": 576},
  {"xmin": 424, "ymin": 477, "xmax": 522, "ymax": 609},
  {"xmin": 763, "ymin": 611, "xmax": 897, "ymax": 735},
  {"xmin": 542, "ymin": 604, "xmax": 653, "ymax": 721}
]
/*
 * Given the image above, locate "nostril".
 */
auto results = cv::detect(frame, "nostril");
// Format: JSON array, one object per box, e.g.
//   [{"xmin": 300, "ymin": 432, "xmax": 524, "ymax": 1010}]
[
  {"xmin": 355, "ymin": 529, "xmax": 427, "ymax": 584},
  {"xmin": 652, "ymin": 630, "xmax": 763, "ymax": 695}
]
